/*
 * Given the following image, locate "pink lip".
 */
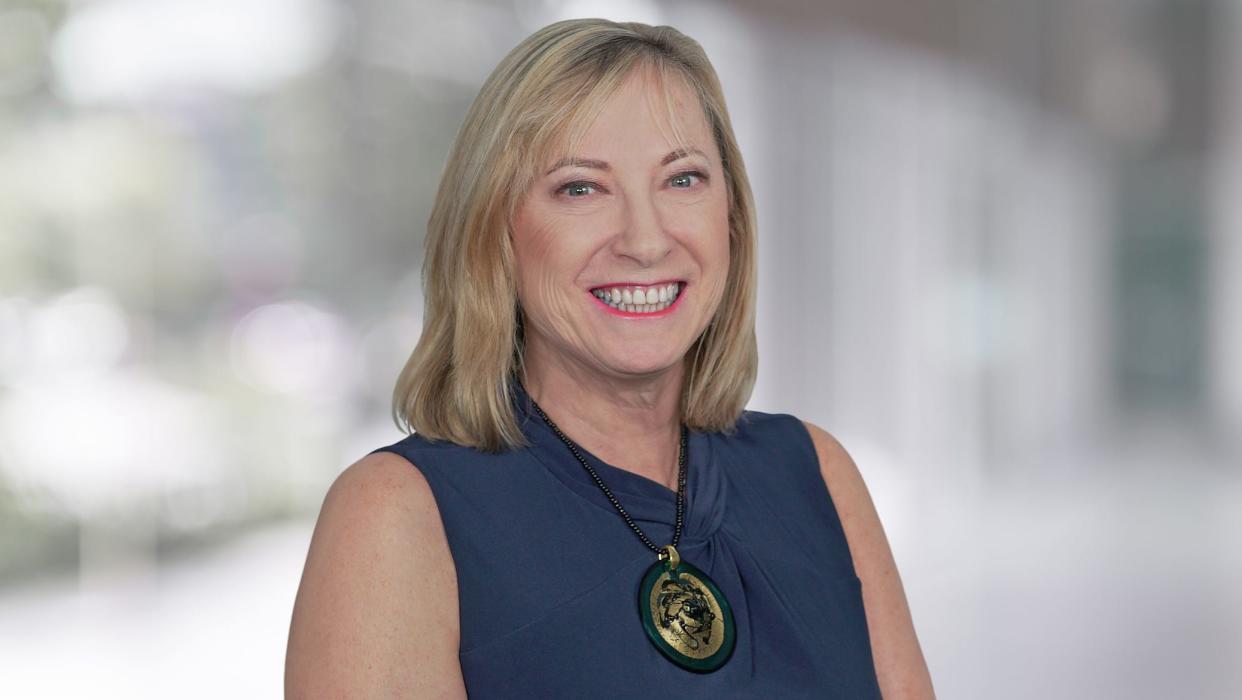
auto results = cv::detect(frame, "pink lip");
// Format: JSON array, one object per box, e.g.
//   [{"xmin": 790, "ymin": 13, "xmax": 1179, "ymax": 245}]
[{"xmin": 589, "ymin": 284, "xmax": 686, "ymax": 319}]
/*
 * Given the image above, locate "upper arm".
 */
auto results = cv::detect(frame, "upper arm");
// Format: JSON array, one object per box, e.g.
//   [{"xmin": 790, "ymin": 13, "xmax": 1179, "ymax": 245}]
[
  {"xmin": 285, "ymin": 450, "xmax": 467, "ymax": 699},
  {"xmin": 802, "ymin": 420, "xmax": 936, "ymax": 700}
]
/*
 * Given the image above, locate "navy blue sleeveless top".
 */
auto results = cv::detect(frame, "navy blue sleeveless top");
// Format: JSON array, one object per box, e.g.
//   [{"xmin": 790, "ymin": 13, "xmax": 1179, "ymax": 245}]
[{"xmin": 370, "ymin": 384, "xmax": 881, "ymax": 698}]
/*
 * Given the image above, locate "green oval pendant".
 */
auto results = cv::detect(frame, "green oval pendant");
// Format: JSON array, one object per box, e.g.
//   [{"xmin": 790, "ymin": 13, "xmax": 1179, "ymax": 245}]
[{"xmin": 637, "ymin": 551, "xmax": 736, "ymax": 672}]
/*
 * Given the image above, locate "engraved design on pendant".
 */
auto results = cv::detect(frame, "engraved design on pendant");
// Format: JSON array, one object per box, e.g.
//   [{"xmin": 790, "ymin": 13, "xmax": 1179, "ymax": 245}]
[{"xmin": 638, "ymin": 555, "xmax": 736, "ymax": 672}]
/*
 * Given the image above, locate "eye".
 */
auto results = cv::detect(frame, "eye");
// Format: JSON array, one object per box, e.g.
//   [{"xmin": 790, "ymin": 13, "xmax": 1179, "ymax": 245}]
[
  {"xmin": 557, "ymin": 181, "xmax": 598, "ymax": 197},
  {"xmin": 668, "ymin": 171, "xmax": 706, "ymax": 189}
]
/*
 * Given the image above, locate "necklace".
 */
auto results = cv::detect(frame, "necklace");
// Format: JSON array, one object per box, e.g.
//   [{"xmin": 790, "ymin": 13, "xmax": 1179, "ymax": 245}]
[{"xmin": 527, "ymin": 396, "xmax": 736, "ymax": 673}]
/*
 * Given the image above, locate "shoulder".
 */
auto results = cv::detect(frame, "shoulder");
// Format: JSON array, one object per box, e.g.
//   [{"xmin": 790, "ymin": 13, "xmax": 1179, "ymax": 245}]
[
  {"xmin": 286, "ymin": 450, "xmax": 466, "ymax": 697},
  {"xmin": 329, "ymin": 448, "xmax": 440, "ymax": 516},
  {"xmin": 710, "ymin": 410, "xmax": 830, "ymax": 497},
  {"xmin": 719, "ymin": 410, "xmax": 856, "ymax": 494},
  {"xmin": 796, "ymin": 421, "xmax": 884, "ymax": 566},
  {"xmin": 370, "ymin": 432, "xmax": 530, "ymax": 478},
  {"xmin": 796, "ymin": 419, "xmax": 885, "ymax": 579},
  {"xmin": 798, "ymin": 420, "xmax": 937, "ymax": 699},
  {"xmin": 798, "ymin": 420, "xmax": 862, "ymax": 500},
  {"xmin": 727, "ymin": 408, "xmax": 822, "ymax": 456},
  {"xmin": 316, "ymin": 449, "xmax": 450, "ymax": 559}
]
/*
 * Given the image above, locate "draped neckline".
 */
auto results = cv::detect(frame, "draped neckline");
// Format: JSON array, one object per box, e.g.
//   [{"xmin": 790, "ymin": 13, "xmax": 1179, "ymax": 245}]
[{"xmin": 511, "ymin": 381, "xmax": 727, "ymax": 543}]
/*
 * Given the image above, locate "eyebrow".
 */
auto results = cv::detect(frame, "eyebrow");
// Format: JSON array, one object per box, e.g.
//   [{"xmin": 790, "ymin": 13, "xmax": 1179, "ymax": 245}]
[
  {"xmin": 545, "ymin": 157, "xmax": 609, "ymax": 174},
  {"xmin": 661, "ymin": 147, "xmax": 706, "ymax": 166},
  {"xmin": 544, "ymin": 147, "xmax": 707, "ymax": 175}
]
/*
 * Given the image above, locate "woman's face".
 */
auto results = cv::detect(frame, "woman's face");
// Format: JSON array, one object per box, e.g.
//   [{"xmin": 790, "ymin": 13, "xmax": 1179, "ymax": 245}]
[{"xmin": 510, "ymin": 68, "xmax": 731, "ymax": 384}]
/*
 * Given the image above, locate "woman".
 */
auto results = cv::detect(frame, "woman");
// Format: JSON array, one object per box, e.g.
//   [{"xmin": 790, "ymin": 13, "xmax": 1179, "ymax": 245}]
[{"xmin": 287, "ymin": 18, "xmax": 934, "ymax": 699}]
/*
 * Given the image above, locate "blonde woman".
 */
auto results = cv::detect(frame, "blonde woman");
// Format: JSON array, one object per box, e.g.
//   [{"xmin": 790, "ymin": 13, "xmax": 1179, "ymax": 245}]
[{"xmin": 287, "ymin": 18, "xmax": 934, "ymax": 699}]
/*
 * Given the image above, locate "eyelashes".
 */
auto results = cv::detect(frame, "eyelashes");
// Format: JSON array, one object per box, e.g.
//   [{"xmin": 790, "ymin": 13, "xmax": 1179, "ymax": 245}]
[
  {"xmin": 554, "ymin": 170, "xmax": 710, "ymax": 199},
  {"xmin": 667, "ymin": 171, "xmax": 707, "ymax": 189},
  {"xmin": 557, "ymin": 180, "xmax": 602, "ymax": 197}
]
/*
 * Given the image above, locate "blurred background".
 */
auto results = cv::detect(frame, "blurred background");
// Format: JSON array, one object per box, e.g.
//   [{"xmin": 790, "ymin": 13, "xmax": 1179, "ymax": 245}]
[{"xmin": 0, "ymin": 0, "xmax": 1238, "ymax": 697}]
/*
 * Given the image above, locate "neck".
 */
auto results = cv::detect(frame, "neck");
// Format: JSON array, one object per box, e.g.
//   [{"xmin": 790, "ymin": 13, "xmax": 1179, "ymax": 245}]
[{"xmin": 520, "ymin": 349, "xmax": 685, "ymax": 492}]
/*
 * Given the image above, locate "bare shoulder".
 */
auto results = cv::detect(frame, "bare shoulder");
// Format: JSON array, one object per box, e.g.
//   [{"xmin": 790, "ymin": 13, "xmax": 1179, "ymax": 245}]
[
  {"xmin": 798, "ymin": 422, "xmax": 891, "ymax": 588},
  {"xmin": 799, "ymin": 421, "xmax": 865, "ymax": 507},
  {"xmin": 285, "ymin": 450, "xmax": 466, "ymax": 698},
  {"xmin": 801, "ymin": 421, "xmax": 936, "ymax": 700}
]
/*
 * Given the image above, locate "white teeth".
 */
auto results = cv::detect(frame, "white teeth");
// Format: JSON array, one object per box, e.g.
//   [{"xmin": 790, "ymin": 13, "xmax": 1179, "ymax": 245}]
[{"xmin": 592, "ymin": 283, "xmax": 682, "ymax": 314}]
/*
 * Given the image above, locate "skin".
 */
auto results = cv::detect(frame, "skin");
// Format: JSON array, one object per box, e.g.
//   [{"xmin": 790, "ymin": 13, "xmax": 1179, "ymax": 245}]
[
  {"xmin": 285, "ymin": 65, "xmax": 934, "ymax": 698},
  {"xmin": 512, "ymin": 65, "xmax": 731, "ymax": 492},
  {"xmin": 805, "ymin": 422, "xmax": 937, "ymax": 699},
  {"xmin": 286, "ymin": 451, "xmax": 468, "ymax": 698}
]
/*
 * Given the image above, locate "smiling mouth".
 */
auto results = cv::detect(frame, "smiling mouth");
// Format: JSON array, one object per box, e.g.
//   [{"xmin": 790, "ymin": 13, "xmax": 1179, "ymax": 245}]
[{"xmin": 589, "ymin": 281, "xmax": 684, "ymax": 315}]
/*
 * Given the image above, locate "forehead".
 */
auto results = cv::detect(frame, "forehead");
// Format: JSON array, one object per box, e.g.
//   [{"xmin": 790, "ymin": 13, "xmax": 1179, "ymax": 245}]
[{"xmin": 545, "ymin": 64, "xmax": 716, "ymax": 163}]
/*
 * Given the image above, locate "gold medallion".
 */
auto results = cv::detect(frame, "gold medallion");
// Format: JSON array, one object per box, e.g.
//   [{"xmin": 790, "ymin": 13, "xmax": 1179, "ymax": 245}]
[{"xmin": 638, "ymin": 545, "xmax": 735, "ymax": 672}]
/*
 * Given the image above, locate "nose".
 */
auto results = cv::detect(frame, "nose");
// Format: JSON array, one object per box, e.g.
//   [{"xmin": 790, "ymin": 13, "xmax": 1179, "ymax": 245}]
[{"xmin": 611, "ymin": 191, "xmax": 673, "ymax": 266}]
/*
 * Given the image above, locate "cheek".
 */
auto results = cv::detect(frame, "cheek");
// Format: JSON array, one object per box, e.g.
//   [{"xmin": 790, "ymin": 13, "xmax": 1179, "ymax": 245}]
[
  {"xmin": 511, "ymin": 216, "xmax": 591, "ymax": 332},
  {"xmin": 521, "ymin": 271, "xmax": 596, "ymax": 356},
  {"xmin": 707, "ymin": 235, "xmax": 731, "ymax": 311},
  {"xmin": 692, "ymin": 201, "xmax": 732, "ymax": 300},
  {"xmin": 511, "ymin": 212, "xmax": 562, "ymax": 294}
]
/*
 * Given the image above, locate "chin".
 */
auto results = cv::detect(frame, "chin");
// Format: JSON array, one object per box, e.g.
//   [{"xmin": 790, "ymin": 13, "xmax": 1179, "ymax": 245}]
[{"xmin": 600, "ymin": 350, "xmax": 684, "ymax": 377}]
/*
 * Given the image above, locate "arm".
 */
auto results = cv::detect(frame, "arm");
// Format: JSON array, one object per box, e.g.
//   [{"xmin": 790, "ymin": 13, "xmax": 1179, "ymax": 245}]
[
  {"xmin": 285, "ymin": 451, "xmax": 468, "ymax": 699},
  {"xmin": 802, "ymin": 421, "xmax": 935, "ymax": 700}
]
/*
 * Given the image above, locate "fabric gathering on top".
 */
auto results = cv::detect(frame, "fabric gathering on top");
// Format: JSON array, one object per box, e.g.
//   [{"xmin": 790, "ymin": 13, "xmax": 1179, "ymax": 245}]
[{"xmin": 370, "ymin": 383, "xmax": 883, "ymax": 698}]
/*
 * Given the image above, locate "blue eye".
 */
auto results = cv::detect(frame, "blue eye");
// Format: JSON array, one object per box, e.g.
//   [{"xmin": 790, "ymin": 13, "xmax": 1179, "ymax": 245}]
[
  {"xmin": 559, "ymin": 181, "xmax": 597, "ymax": 197},
  {"xmin": 669, "ymin": 171, "xmax": 704, "ymax": 188}
]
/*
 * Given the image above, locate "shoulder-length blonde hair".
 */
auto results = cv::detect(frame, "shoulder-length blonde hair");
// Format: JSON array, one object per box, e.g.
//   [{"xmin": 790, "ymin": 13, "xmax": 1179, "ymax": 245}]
[{"xmin": 392, "ymin": 18, "xmax": 758, "ymax": 452}]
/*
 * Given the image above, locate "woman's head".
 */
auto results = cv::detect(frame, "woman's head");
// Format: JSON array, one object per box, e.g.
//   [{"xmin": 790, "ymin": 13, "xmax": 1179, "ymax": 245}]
[{"xmin": 395, "ymin": 18, "xmax": 758, "ymax": 451}]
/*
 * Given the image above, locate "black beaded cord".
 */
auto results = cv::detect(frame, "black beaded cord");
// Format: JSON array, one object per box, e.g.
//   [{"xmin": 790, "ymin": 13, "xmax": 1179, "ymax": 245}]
[{"xmin": 527, "ymin": 398, "xmax": 688, "ymax": 555}]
